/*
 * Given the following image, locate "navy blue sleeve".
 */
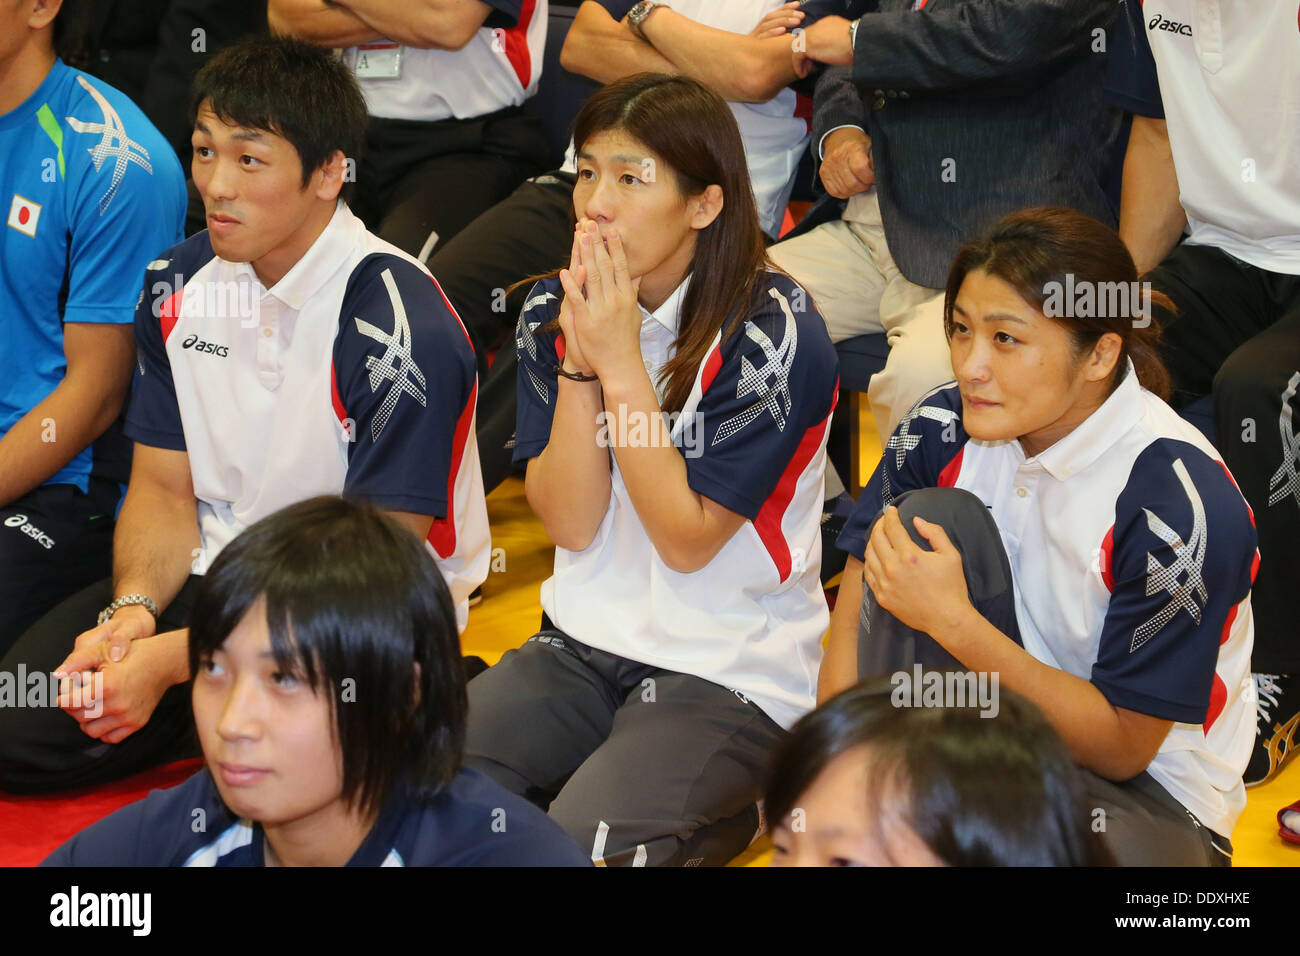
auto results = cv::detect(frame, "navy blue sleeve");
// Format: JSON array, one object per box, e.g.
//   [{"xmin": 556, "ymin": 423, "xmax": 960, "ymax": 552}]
[
  {"xmin": 596, "ymin": 0, "xmax": 639, "ymax": 22},
  {"xmin": 335, "ymin": 255, "xmax": 478, "ymax": 518},
  {"xmin": 836, "ymin": 383, "xmax": 966, "ymax": 561},
  {"xmin": 512, "ymin": 277, "xmax": 564, "ymax": 466},
  {"xmin": 1090, "ymin": 443, "xmax": 1257, "ymax": 723},
  {"xmin": 683, "ymin": 274, "xmax": 838, "ymax": 521},
  {"xmin": 1103, "ymin": 0, "xmax": 1164, "ymax": 118},
  {"xmin": 123, "ymin": 254, "xmax": 187, "ymax": 451},
  {"xmin": 42, "ymin": 771, "xmax": 222, "ymax": 866},
  {"xmin": 481, "ymin": 0, "xmax": 523, "ymax": 30}
]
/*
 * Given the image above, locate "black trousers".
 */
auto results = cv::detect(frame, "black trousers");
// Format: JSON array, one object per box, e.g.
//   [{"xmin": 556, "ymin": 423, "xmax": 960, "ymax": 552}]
[
  {"xmin": 0, "ymin": 481, "xmax": 118, "ymax": 659},
  {"xmin": 426, "ymin": 171, "xmax": 577, "ymax": 493},
  {"xmin": 0, "ymin": 576, "xmax": 202, "ymax": 794},
  {"xmin": 464, "ymin": 629, "xmax": 786, "ymax": 867},
  {"xmin": 351, "ymin": 106, "xmax": 551, "ymax": 262},
  {"xmin": 857, "ymin": 487, "xmax": 1231, "ymax": 866}
]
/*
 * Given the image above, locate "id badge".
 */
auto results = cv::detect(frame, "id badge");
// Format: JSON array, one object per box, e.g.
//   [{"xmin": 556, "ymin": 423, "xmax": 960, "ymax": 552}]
[{"xmin": 354, "ymin": 41, "xmax": 403, "ymax": 79}]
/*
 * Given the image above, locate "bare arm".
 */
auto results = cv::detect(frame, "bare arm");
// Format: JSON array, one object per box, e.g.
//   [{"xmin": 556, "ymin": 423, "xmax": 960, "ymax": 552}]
[
  {"xmin": 524, "ymin": 374, "xmax": 612, "ymax": 553},
  {"xmin": 560, "ymin": 1, "xmax": 678, "ymax": 84},
  {"xmin": 0, "ymin": 323, "xmax": 135, "ymax": 507},
  {"xmin": 637, "ymin": 7, "xmax": 805, "ymax": 103},
  {"xmin": 1119, "ymin": 115, "xmax": 1186, "ymax": 276},
  {"xmin": 818, "ymin": 555, "xmax": 863, "ymax": 703},
  {"xmin": 599, "ymin": 370, "xmax": 747, "ymax": 574},
  {"xmin": 339, "ymin": 0, "xmax": 493, "ymax": 50},
  {"xmin": 268, "ymin": 0, "xmax": 384, "ymax": 46}
]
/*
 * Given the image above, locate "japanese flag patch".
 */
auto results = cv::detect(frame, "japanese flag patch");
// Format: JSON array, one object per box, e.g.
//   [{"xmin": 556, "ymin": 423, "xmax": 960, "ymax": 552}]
[{"xmin": 7, "ymin": 194, "xmax": 41, "ymax": 237}]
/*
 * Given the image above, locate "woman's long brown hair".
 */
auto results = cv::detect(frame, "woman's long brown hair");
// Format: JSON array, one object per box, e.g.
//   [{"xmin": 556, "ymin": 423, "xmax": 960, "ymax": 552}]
[{"xmin": 515, "ymin": 73, "xmax": 771, "ymax": 415}]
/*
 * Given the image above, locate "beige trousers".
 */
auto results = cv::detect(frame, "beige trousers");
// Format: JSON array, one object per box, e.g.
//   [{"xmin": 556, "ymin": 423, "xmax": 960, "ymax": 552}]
[{"xmin": 768, "ymin": 190, "xmax": 953, "ymax": 443}]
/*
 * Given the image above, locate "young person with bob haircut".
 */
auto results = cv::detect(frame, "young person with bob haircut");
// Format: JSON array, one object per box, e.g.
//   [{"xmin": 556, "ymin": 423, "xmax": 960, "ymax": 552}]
[
  {"xmin": 43, "ymin": 496, "xmax": 587, "ymax": 866},
  {"xmin": 465, "ymin": 73, "xmax": 839, "ymax": 867},
  {"xmin": 820, "ymin": 207, "xmax": 1259, "ymax": 867},
  {"xmin": 767, "ymin": 680, "xmax": 1114, "ymax": 867},
  {"xmin": 0, "ymin": 35, "xmax": 489, "ymax": 794}
]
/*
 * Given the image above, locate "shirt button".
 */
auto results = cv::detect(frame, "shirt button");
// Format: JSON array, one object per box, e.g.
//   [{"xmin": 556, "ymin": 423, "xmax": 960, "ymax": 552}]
[
  {"xmin": 872, "ymin": 90, "xmax": 886, "ymax": 110},
  {"xmin": 1016, "ymin": 487, "xmax": 1028, "ymax": 498},
  {"xmin": 262, "ymin": 328, "xmax": 273, "ymax": 338}
]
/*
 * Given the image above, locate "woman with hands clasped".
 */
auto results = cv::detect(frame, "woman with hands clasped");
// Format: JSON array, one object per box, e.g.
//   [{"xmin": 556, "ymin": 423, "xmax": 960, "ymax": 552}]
[
  {"xmin": 463, "ymin": 73, "xmax": 839, "ymax": 867},
  {"xmin": 819, "ymin": 208, "xmax": 1259, "ymax": 866}
]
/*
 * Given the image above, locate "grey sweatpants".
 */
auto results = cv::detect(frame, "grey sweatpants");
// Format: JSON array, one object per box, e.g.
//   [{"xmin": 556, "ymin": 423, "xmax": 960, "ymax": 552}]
[
  {"xmin": 464, "ymin": 629, "xmax": 787, "ymax": 867},
  {"xmin": 858, "ymin": 486, "xmax": 1232, "ymax": 866}
]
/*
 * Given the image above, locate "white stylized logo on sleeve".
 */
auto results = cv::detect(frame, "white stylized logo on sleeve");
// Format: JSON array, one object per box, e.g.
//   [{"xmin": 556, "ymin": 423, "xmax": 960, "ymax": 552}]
[
  {"xmin": 881, "ymin": 399, "xmax": 959, "ymax": 506},
  {"xmin": 65, "ymin": 76, "xmax": 153, "ymax": 215},
  {"xmin": 1266, "ymin": 371, "xmax": 1299, "ymax": 510},
  {"xmin": 353, "ymin": 268, "xmax": 427, "ymax": 441},
  {"xmin": 517, "ymin": 291, "xmax": 556, "ymax": 405},
  {"xmin": 1131, "ymin": 458, "xmax": 1208, "ymax": 652},
  {"xmin": 712, "ymin": 287, "xmax": 798, "ymax": 446}
]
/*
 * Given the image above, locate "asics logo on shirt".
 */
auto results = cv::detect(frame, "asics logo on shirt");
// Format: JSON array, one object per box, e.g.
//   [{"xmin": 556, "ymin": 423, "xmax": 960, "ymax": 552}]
[
  {"xmin": 1148, "ymin": 14, "xmax": 1193, "ymax": 36},
  {"xmin": 354, "ymin": 268, "xmax": 427, "ymax": 441},
  {"xmin": 181, "ymin": 334, "xmax": 229, "ymax": 357},
  {"xmin": 65, "ymin": 76, "xmax": 153, "ymax": 215},
  {"xmin": 1132, "ymin": 459, "xmax": 1208, "ymax": 652},
  {"xmin": 713, "ymin": 287, "xmax": 798, "ymax": 445}
]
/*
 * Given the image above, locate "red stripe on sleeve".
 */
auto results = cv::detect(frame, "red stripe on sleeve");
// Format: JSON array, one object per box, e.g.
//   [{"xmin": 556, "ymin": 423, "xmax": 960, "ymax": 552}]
[
  {"xmin": 1099, "ymin": 524, "xmax": 1116, "ymax": 593},
  {"xmin": 937, "ymin": 447, "xmax": 964, "ymax": 487},
  {"xmin": 159, "ymin": 288, "xmax": 183, "ymax": 344},
  {"xmin": 502, "ymin": 0, "xmax": 536, "ymax": 89},
  {"xmin": 699, "ymin": 342, "xmax": 724, "ymax": 395},
  {"xmin": 753, "ymin": 410, "xmax": 833, "ymax": 582},
  {"xmin": 427, "ymin": 378, "xmax": 477, "ymax": 559}
]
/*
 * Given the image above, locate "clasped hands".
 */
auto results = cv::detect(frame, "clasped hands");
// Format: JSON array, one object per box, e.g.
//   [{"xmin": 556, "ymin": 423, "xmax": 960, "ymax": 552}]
[
  {"xmin": 556, "ymin": 218, "xmax": 645, "ymax": 385},
  {"xmin": 862, "ymin": 505, "xmax": 976, "ymax": 640},
  {"xmin": 52, "ymin": 606, "xmax": 179, "ymax": 744}
]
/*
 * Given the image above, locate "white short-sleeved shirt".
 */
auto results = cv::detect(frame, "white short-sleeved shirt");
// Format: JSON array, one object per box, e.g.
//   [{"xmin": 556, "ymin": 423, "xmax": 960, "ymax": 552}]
[
  {"xmin": 559, "ymin": 0, "xmax": 813, "ymax": 238},
  {"xmin": 839, "ymin": 365, "xmax": 1259, "ymax": 837},
  {"xmin": 513, "ymin": 271, "xmax": 840, "ymax": 730},
  {"xmin": 342, "ymin": 0, "xmax": 546, "ymax": 121},
  {"xmin": 125, "ymin": 202, "xmax": 490, "ymax": 631},
  {"xmin": 1105, "ymin": 0, "xmax": 1300, "ymax": 274}
]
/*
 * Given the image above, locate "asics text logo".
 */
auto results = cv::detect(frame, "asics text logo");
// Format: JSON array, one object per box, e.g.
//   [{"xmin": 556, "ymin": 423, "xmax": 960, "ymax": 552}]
[
  {"xmin": 1149, "ymin": 14, "xmax": 1192, "ymax": 36},
  {"xmin": 181, "ymin": 334, "xmax": 229, "ymax": 357},
  {"xmin": 4, "ymin": 514, "xmax": 55, "ymax": 549}
]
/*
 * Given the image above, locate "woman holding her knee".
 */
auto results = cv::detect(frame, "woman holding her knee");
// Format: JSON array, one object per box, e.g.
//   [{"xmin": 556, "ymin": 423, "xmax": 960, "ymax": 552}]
[
  {"xmin": 820, "ymin": 208, "xmax": 1258, "ymax": 866},
  {"xmin": 464, "ymin": 73, "xmax": 838, "ymax": 867}
]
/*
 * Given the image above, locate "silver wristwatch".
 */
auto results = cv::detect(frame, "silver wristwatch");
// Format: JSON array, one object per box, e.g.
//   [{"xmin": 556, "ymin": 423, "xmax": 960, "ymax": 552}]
[
  {"xmin": 627, "ymin": 1, "xmax": 666, "ymax": 39},
  {"xmin": 849, "ymin": 17, "xmax": 860, "ymax": 51},
  {"xmin": 98, "ymin": 593, "xmax": 160, "ymax": 626}
]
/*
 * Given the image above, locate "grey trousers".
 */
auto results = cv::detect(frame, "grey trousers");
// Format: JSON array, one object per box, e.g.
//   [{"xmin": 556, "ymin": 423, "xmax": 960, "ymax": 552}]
[
  {"xmin": 858, "ymin": 487, "xmax": 1232, "ymax": 866},
  {"xmin": 464, "ymin": 628, "xmax": 786, "ymax": 867}
]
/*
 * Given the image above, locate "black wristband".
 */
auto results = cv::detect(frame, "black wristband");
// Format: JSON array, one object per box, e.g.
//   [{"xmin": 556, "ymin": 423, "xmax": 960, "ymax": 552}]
[{"xmin": 554, "ymin": 363, "xmax": 599, "ymax": 382}]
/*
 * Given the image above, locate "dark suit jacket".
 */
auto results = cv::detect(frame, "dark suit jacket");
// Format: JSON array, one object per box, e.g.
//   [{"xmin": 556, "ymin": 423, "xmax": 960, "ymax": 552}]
[{"xmin": 798, "ymin": 0, "xmax": 1122, "ymax": 289}]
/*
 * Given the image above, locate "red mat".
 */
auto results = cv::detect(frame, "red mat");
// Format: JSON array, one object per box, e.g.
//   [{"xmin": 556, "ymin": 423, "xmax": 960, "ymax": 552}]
[{"xmin": 0, "ymin": 758, "xmax": 203, "ymax": 866}]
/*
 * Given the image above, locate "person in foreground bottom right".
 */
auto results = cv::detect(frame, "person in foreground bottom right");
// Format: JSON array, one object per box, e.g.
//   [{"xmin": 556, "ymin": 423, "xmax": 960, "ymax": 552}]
[
  {"xmin": 766, "ymin": 681, "xmax": 1113, "ymax": 866},
  {"xmin": 820, "ymin": 208, "xmax": 1258, "ymax": 866}
]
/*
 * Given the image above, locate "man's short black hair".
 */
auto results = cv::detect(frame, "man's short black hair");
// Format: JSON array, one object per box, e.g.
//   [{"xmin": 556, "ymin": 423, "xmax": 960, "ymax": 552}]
[
  {"xmin": 188, "ymin": 496, "xmax": 467, "ymax": 818},
  {"xmin": 190, "ymin": 34, "xmax": 367, "ymax": 193}
]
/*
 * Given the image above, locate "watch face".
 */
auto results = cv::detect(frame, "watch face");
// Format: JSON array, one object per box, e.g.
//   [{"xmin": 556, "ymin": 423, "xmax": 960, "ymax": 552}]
[{"xmin": 629, "ymin": 1, "xmax": 651, "ymax": 23}]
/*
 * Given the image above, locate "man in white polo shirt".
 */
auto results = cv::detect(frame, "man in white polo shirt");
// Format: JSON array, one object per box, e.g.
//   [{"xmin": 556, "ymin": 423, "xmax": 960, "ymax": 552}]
[
  {"xmin": 1106, "ymin": 0, "xmax": 1300, "ymax": 786},
  {"xmin": 269, "ymin": 0, "xmax": 551, "ymax": 261},
  {"xmin": 0, "ymin": 35, "xmax": 489, "ymax": 794}
]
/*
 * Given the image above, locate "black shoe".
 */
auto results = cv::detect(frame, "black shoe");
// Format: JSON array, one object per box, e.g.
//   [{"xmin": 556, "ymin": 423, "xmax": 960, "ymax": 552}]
[
  {"xmin": 462, "ymin": 655, "xmax": 489, "ymax": 681},
  {"xmin": 467, "ymin": 585, "xmax": 483, "ymax": 607},
  {"xmin": 819, "ymin": 493, "xmax": 854, "ymax": 586},
  {"xmin": 1245, "ymin": 673, "xmax": 1299, "ymax": 787}
]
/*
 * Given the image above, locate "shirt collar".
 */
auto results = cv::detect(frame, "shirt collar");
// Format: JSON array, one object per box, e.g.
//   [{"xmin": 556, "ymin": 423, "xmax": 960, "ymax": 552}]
[
  {"xmin": 640, "ymin": 275, "xmax": 690, "ymax": 336},
  {"xmin": 1030, "ymin": 358, "xmax": 1144, "ymax": 481},
  {"xmin": 234, "ymin": 200, "xmax": 361, "ymax": 311}
]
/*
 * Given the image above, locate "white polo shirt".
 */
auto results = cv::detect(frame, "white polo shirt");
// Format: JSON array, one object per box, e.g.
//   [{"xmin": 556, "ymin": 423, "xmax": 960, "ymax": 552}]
[
  {"xmin": 560, "ymin": 0, "xmax": 813, "ymax": 238},
  {"xmin": 839, "ymin": 365, "xmax": 1259, "ymax": 837},
  {"xmin": 125, "ymin": 202, "xmax": 490, "ymax": 631},
  {"xmin": 1105, "ymin": 0, "xmax": 1300, "ymax": 274},
  {"xmin": 513, "ymin": 270, "xmax": 840, "ymax": 730},
  {"xmin": 342, "ymin": 0, "xmax": 546, "ymax": 121}
]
